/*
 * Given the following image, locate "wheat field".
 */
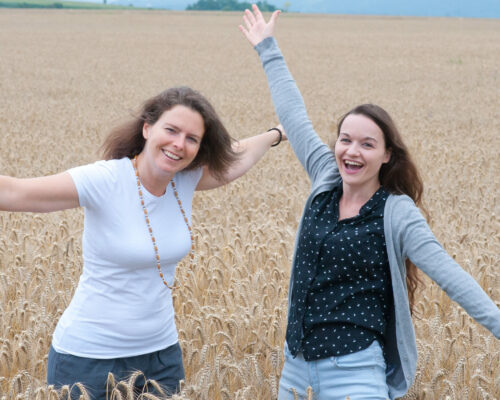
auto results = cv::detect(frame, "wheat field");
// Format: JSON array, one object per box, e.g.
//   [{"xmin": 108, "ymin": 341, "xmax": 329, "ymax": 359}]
[{"xmin": 0, "ymin": 9, "xmax": 499, "ymax": 400}]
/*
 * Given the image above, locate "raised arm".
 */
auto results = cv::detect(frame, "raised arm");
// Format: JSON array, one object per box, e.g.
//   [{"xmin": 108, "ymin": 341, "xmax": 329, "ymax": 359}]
[
  {"xmin": 196, "ymin": 126, "xmax": 284, "ymax": 191},
  {"xmin": 0, "ymin": 172, "xmax": 80, "ymax": 213},
  {"xmin": 239, "ymin": 5, "xmax": 338, "ymax": 184}
]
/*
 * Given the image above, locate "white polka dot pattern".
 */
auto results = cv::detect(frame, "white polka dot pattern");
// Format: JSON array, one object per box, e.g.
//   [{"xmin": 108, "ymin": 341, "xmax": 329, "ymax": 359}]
[{"xmin": 286, "ymin": 185, "xmax": 391, "ymax": 361}]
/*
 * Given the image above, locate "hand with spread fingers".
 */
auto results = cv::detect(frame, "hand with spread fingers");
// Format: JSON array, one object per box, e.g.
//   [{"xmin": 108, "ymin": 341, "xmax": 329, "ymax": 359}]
[{"xmin": 239, "ymin": 4, "xmax": 281, "ymax": 47}]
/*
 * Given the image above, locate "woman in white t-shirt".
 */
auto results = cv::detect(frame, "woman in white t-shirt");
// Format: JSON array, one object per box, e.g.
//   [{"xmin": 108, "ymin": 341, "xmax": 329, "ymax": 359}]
[{"xmin": 0, "ymin": 86, "xmax": 284, "ymax": 398}]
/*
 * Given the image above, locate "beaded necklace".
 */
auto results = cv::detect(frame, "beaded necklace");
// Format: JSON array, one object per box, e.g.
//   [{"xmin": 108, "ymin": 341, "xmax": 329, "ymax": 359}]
[{"xmin": 133, "ymin": 155, "xmax": 194, "ymax": 290}]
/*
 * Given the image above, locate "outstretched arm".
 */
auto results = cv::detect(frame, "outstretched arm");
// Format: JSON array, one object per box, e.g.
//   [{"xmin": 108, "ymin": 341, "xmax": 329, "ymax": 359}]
[
  {"xmin": 0, "ymin": 172, "xmax": 80, "ymax": 213},
  {"xmin": 239, "ymin": 5, "xmax": 338, "ymax": 184},
  {"xmin": 196, "ymin": 126, "xmax": 285, "ymax": 191},
  {"xmin": 391, "ymin": 196, "xmax": 500, "ymax": 338}
]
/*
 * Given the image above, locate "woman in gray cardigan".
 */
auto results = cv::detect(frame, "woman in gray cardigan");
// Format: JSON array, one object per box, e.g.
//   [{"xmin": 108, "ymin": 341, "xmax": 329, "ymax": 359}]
[{"xmin": 240, "ymin": 5, "xmax": 500, "ymax": 400}]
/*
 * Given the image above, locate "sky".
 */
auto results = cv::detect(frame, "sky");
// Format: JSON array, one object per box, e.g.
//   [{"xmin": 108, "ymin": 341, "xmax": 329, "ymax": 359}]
[
  {"xmin": 283, "ymin": 0, "xmax": 500, "ymax": 18},
  {"xmin": 103, "ymin": 0, "xmax": 500, "ymax": 19}
]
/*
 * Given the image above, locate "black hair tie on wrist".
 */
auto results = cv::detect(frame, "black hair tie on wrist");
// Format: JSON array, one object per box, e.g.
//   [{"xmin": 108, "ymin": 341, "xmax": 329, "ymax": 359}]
[{"xmin": 268, "ymin": 127, "xmax": 282, "ymax": 147}]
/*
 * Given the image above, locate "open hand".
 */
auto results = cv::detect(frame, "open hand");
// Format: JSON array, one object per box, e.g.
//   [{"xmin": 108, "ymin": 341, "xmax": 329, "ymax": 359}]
[{"xmin": 239, "ymin": 4, "xmax": 281, "ymax": 47}]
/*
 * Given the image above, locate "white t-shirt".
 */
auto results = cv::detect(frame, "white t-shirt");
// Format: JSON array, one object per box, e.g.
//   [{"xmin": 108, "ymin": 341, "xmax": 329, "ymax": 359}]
[{"xmin": 52, "ymin": 157, "xmax": 202, "ymax": 358}]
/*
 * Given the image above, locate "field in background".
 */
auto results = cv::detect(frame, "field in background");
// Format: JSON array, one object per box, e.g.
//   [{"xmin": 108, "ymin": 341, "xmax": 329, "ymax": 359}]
[{"xmin": 0, "ymin": 9, "xmax": 499, "ymax": 399}]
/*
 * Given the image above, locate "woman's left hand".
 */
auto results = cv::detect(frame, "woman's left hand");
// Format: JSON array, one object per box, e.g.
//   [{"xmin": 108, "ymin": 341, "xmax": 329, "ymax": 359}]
[{"xmin": 239, "ymin": 4, "xmax": 281, "ymax": 47}]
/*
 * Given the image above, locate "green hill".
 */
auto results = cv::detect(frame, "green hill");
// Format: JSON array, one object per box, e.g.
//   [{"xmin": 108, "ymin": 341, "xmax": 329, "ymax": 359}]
[{"xmin": 0, "ymin": 0, "xmax": 132, "ymax": 9}]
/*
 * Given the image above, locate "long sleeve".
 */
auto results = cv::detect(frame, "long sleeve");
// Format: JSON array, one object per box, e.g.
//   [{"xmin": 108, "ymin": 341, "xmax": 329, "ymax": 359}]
[
  {"xmin": 255, "ymin": 37, "xmax": 339, "ymax": 186},
  {"xmin": 394, "ymin": 196, "xmax": 500, "ymax": 338}
]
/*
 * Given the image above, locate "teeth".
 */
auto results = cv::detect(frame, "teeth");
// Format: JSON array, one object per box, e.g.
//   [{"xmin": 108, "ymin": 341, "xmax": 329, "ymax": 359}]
[
  {"xmin": 163, "ymin": 150, "xmax": 180, "ymax": 160},
  {"xmin": 345, "ymin": 160, "xmax": 363, "ymax": 166}
]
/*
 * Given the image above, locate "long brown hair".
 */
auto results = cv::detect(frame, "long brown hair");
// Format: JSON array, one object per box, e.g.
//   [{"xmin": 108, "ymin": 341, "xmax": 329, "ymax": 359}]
[
  {"xmin": 337, "ymin": 104, "xmax": 426, "ymax": 315},
  {"xmin": 101, "ymin": 86, "xmax": 238, "ymax": 181}
]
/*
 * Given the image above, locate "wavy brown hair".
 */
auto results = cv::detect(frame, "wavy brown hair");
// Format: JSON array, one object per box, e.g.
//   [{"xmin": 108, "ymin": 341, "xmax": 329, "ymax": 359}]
[
  {"xmin": 337, "ymin": 104, "xmax": 426, "ymax": 315},
  {"xmin": 101, "ymin": 86, "xmax": 238, "ymax": 181}
]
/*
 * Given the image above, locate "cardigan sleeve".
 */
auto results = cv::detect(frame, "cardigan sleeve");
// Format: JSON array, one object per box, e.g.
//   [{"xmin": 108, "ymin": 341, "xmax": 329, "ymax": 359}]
[
  {"xmin": 394, "ymin": 196, "xmax": 500, "ymax": 338},
  {"xmin": 255, "ymin": 37, "xmax": 338, "ymax": 185}
]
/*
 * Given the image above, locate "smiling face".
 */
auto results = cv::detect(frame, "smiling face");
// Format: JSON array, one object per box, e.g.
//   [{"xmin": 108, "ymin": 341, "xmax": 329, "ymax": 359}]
[
  {"xmin": 335, "ymin": 113, "xmax": 391, "ymax": 193},
  {"xmin": 142, "ymin": 105, "xmax": 205, "ymax": 180}
]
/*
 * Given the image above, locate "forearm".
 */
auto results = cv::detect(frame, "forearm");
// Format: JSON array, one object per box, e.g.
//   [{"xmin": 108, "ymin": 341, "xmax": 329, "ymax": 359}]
[
  {"xmin": 240, "ymin": 6, "xmax": 337, "ymax": 182},
  {"xmin": 232, "ymin": 128, "xmax": 280, "ymax": 168},
  {"xmin": 196, "ymin": 129, "xmax": 280, "ymax": 191},
  {"xmin": 255, "ymin": 37, "xmax": 337, "ymax": 181},
  {"xmin": 256, "ymin": 37, "xmax": 313, "ymax": 146},
  {"xmin": 0, "ymin": 173, "xmax": 79, "ymax": 213},
  {"xmin": 399, "ymin": 198, "xmax": 500, "ymax": 338},
  {"xmin": 0, "ymin": 175, "xmax": 17, "ymax": 211},
  {"xmin": 428, "ymin": 253, "xmax": 500, "ymax": 338}
]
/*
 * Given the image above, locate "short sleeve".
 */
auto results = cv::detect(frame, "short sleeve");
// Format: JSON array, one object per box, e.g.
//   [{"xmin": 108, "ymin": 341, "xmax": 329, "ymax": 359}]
[
  {"xmin": 176, "ymin": 166, "xmax": 203, "ymax": 192},
  {"xmin": 67, "ymin": 160, "xmax": 120, "ymax": 209}
]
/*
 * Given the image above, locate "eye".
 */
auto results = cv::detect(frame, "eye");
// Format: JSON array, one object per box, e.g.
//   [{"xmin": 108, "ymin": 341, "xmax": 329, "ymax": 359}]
[
  {"xmin": 339, "ymin": 138, "xmax": 351, "ymax": 143},
  {"xmin": 362, "ymin": 142, "xmax": 374, "ymax": 148},
  {"xmin": 187, "ymin": 136, "xmax": 199, "ymax": 143},
  {"xmin": 165, "ymin": 127, "xmax": 176, "ymax": 133}
]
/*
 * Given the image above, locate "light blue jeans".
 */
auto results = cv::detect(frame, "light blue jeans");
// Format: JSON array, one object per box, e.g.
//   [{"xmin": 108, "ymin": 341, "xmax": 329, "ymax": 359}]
[{"xmin": 278, "ymin": 340, "xmax": 389, "ymax": 400}]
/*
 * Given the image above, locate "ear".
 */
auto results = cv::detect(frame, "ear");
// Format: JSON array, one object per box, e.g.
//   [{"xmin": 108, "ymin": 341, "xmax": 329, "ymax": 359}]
[
  {"xmin": 383, "ymin": 147, "xmax": 392, "ymax": 164},
  {"xmin": 142, "ymin": 123, "xmax": 150, "ymax": 140}
]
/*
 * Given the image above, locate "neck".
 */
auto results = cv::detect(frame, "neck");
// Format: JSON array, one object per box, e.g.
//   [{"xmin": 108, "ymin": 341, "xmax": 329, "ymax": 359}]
[
  {"xmin": 339, "ymin": 181, "xmax": 380, "ymax": 220},
  {"xmin": 341, "ymin": 182, "xmax": 380, "ymax": 205},
  {"xmin": 135, "ymin": 154, "xmax": 173, "ymax": 197}
]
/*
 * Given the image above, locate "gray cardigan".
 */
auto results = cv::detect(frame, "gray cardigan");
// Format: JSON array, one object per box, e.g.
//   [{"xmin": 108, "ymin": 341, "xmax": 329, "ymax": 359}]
[{"xmin": 256, "ymin": 37, "xmax": 500, "ymax": 399}]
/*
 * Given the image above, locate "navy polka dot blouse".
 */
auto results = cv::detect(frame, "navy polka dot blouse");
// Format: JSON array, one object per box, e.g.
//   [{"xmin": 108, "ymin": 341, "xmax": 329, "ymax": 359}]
[{"xmin": 286, "ymin": 185, "xmax": 392, "ymax": 361}]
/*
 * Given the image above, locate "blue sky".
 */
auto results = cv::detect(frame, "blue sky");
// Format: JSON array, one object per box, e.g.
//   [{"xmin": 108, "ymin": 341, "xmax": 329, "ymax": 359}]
[{"xmin": 282, "ymin": 0, "xmax": 500, "ymax": 18}]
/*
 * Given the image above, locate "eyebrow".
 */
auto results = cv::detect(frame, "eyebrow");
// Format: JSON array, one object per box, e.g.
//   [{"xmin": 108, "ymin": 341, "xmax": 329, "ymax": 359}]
[{"xmin": 339, "ymin": 132, "xmax": 378, "ymax": 143}]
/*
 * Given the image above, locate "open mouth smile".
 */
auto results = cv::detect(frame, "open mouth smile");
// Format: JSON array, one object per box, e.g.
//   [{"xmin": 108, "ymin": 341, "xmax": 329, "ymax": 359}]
[
  {"xmin": 162, "ymin": 149, "xmax": 181, "ymax": 161},
  {"xmin": 344, "ymin": 160, "xmax": 363, "ymax": 172}
]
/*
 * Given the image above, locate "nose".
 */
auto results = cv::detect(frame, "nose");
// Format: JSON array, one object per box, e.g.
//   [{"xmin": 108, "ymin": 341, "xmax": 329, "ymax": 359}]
[
  {"xmin": 345, "ymin": 142, "xmax": 360, "ymax": 156},
  {"xmin": 172, "ymin": 134, "xmax": 185, "ymax": 150}
]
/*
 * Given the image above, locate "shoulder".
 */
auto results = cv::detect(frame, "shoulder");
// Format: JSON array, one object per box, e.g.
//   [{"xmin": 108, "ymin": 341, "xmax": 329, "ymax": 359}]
[
  {"xmin": 175, "ymin": 166, "xmax": 203, "ymax": 188},
  {"xmin": 385, "ymin": 194, "xmax": 420, "ymax": 217},
  {"xmin": 67, "ymin": 158, "xmax": 131, "ymax": 197},
  {"xmin": 386, "ymin": 193, "xmax": 415, "ymax": 207},
  {"xmin": 68, "ymin": 158, "xmax": 128, "ymax": 181},
  {"xmin": 384, "ymin": 194, "xmax": 426, "ymax": 233}
]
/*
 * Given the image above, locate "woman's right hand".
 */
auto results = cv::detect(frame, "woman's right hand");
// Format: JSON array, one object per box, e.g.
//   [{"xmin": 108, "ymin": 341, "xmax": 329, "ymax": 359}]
[{"xmin": 239, "ymin": 4, "xmax": 281, "ymax": 47}]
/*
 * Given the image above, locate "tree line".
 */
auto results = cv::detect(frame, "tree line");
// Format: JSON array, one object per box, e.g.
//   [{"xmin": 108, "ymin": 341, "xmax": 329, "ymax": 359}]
[{"xmin": 186, "ymin": 0, "xmax": 277, "ymax": 11}]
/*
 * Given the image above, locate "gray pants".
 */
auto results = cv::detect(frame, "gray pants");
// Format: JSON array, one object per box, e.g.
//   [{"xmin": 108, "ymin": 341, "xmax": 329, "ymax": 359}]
[{"xmin": 47, "ymin": 342, "xmax": 185, "ymax": 399}]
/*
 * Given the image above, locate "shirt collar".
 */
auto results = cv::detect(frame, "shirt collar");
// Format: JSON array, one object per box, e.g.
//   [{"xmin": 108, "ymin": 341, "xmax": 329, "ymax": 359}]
[{"xmin": 336, "ymin": 184, "xmax": 388, "ymax": 217}]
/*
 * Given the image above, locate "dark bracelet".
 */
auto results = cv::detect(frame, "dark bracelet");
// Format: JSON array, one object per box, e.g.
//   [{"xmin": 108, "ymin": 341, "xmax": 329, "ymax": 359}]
[{"xmin": 268, "ymin": 127, "xmax": 282, "ymax": 147}]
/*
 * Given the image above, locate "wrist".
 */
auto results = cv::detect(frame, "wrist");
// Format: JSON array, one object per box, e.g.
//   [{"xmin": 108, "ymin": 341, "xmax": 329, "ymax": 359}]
[{"xmin": 267, "ymin": 127, "xmax": 282, "ymax": 147}]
